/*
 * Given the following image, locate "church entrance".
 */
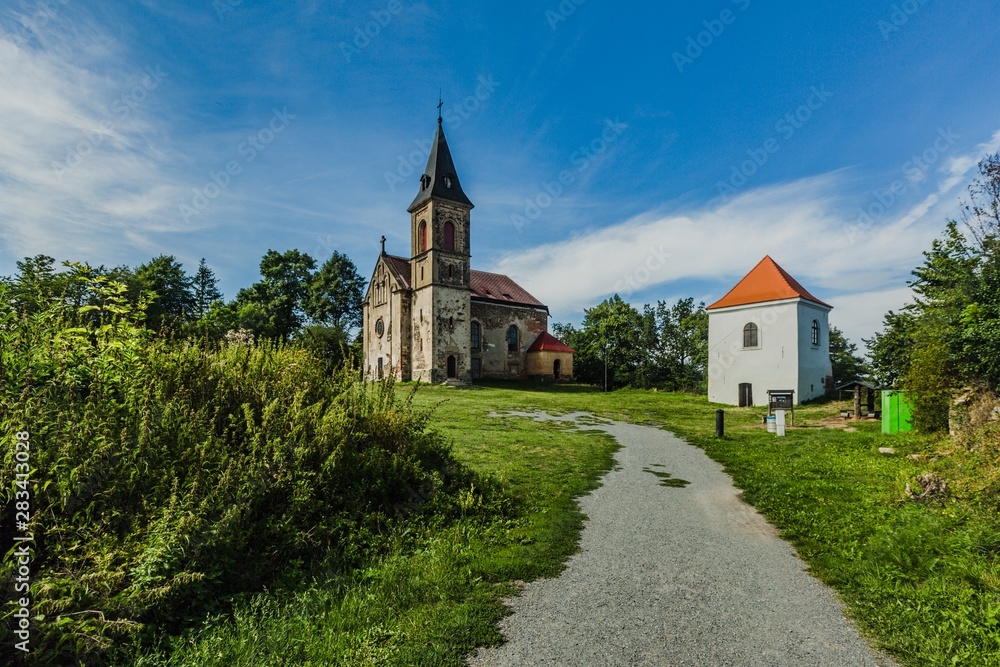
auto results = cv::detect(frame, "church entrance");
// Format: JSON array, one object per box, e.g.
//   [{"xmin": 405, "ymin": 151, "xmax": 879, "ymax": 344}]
[
  {"xmin": 447, "ymin": 355, "xmax": 457, "ymax": 379},
  {"xmin": 553, "ymin": 359, "xmax": 561, "ymax": 380},
  {"xmin": 739, "ymin": 383, "xmax": 753, "ymax": 407}
]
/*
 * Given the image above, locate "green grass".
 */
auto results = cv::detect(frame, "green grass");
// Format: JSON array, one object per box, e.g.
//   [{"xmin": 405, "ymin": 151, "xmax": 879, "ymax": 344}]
[
  {"xmin": 140, "ymin": 382, "xmax": 1000, "ymax": 666},
  {"xmin": 134, "ymin": 382, "xmax": 619, "ymax": 666}
]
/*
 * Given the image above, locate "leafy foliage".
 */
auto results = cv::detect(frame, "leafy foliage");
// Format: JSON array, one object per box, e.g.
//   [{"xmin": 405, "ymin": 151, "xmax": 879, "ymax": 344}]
[
  {"xmin": 867, "ymin": 153, "xmax": 1000, "ymax": 430},
  {"xmin": 554, "ymin": 295, "xmax": 707, "ymax": 391},
  {"xmin": 829, "ymin": 325, "xmax": 869, "ymax": 386},
  {"xmin": 0, "ymin": 275, "xmax": 473, "ymax": 665}
]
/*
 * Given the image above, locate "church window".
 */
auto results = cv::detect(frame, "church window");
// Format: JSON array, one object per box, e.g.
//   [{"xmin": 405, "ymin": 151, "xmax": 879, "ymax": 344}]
[
  {"xmin": 375, "ymin": 318, "xmax": 385, "ymax": 337},
  {"xmin": 507, "ymin": 325, "xmax": 519, "ymax": 352},
  {"xmin": 743, "ymin": 323, "xmax": 759, "ymax": 349},
  {"xmin": 418, "ymin": 221, "xmax": 427, "ymax": 252},
  {"xmin": 471, "ymin": 321, "xmax": 481, "ymax": 350},
  {"xmin": 448, "ymin": 264, "xmax": 454, "ymax": 280},
  {"xmin": 811, "ymin": 320, "xmax": 820, "ymax": 346},
  {"xmin": 420, "ymin": 266, "xmax": 424, "ymax": 281},
  {"xmin": 444, "ymin": 175, "xmax": 453, "ymax": 188},
  {"xmin": 449, "ymin": 316, "xmax": 454, "ymax": 332},
  {"xmin": 444, "ymin": 222, "xmax": 455, "ymax": 251}
]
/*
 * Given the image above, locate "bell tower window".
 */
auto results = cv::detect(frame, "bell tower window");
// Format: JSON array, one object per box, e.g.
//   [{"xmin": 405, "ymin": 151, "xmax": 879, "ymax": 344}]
[
  {"xmin": 418, "ymin": 220, "xmax": 427, "ymax": 253},
  {"xmin": 444, "ymin": 222, "xmax": 455, "ymax": 251}
]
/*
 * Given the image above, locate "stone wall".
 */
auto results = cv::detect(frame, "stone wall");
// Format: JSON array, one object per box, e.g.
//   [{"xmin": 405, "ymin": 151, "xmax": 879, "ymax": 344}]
[{"xmin": 470, "ymin": 301, "xmax": 548, "ymax": 379}]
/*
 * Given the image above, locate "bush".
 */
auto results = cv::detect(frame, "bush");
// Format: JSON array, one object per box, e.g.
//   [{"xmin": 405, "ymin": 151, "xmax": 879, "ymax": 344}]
[{"xmin": 0, "ymin": 277, "xmax": 467, "ymax": 664}]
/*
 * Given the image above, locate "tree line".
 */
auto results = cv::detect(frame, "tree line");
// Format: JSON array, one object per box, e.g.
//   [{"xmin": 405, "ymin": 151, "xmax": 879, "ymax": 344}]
[
  {"xmin": 866, "ymin": 153, "xmax": 1000, "ymax": 431},
  {"xmin": 4, "ymin": 249, "xmax": 366, "ymax": 367}
]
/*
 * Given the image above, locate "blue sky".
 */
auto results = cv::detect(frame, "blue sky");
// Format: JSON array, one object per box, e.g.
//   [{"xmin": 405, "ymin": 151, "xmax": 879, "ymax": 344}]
[{"xmin": 2, "ymin": 0, "xmax": 999, "ymax": 346}]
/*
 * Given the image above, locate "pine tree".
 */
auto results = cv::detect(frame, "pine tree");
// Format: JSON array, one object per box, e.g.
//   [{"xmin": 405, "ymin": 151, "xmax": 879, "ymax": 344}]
[{"xmin": 193, "ymin": 258, "xmax": 223, "ymax": 319}]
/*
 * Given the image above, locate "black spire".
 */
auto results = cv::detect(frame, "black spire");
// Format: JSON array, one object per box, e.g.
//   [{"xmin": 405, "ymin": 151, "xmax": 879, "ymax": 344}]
[{"xmin": 407, "ymin": 117, "xmax": 474, "ymax": 213}]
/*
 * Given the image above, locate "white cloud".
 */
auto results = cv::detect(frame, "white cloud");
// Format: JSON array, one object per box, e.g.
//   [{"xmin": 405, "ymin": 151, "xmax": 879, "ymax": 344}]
[
  {"xmin": 0, "ymin": 21, "xmax": 188, "ymax": 268},
  {"xmin": 490, "ymin": 130, "xmax": 1000, "ymax": 344},
  {"xmin": 827, "ymin": 287, "xmax": 914, "ymax": 351}
]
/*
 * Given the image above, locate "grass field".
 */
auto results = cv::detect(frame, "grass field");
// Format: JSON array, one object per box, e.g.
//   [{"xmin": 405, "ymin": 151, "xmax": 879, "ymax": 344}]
[{"xmin": 144, "ymin": 382, "xmax": 1000, "ymax": 666}]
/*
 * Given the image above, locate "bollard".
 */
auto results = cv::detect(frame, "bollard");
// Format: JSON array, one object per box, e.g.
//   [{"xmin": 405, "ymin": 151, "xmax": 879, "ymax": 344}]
[{"xmin": 715, "ymin": 409, "xmax": 724, "ymax": 438}]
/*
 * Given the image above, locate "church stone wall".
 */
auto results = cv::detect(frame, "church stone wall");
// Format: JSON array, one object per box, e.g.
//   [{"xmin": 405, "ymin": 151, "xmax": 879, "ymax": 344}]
[
  {"xmin": 363, "ymin": 261, "xmax": 407, "ymax": 381},
  {"xmin": 471, "ymin": 302, "xmax": 547, "ymax": 379},
  {"xmin": 410, "ymin": 289, "xmax": 434, "ymax": 382}
]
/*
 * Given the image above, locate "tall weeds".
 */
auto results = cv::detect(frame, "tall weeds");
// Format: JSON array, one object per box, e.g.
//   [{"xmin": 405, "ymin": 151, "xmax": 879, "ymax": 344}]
[{"xmin": 0, "ymin": 277, "xmax": 466, "ymax": 664}]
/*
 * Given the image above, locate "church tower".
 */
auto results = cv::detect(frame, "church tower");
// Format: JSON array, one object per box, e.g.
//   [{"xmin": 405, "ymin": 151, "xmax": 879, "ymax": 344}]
[{"xmin": 407, "ymin": 114, "xmax": 474, "ymax": 383}]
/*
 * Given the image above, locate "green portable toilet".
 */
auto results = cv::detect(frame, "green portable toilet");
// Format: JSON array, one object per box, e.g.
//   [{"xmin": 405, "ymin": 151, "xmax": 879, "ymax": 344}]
[{"xmin": 881, "ymin": 390, "xmax": 914, "ymax": 434}]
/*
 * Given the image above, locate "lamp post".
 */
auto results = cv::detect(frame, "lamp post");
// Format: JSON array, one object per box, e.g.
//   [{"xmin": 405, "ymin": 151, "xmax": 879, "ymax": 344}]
[{"xmin": 604, "ymin": 342, "xmax": 610, "ymax": 393}]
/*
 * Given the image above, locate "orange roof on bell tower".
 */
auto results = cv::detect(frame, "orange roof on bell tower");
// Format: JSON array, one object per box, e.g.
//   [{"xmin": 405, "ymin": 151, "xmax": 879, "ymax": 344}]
[{"xmin": 706, "ymin": 256, "xmax": 831, "ymax": 311}]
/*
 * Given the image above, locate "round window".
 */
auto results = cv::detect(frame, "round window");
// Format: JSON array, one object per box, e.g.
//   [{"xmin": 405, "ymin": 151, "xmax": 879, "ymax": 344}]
[{"xmin": 375, "ymin": 318, "xmax": 385, "ymax": 337}]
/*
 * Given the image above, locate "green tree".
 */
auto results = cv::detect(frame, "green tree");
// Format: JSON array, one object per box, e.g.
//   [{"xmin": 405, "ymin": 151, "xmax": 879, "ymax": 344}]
[
  {"xmin": 192, "ymin": 258, "xmax": 223, "ymax": 319},
  {"xmin": 865, "ymin": 309, "xmax": 918, "ymax": 389},
  {"xmin": 134, "ymin": 255, "xmax": 195, "ymax": 332},
  {"xmin": 829, "ymin": 325, "xmax": 868, "ymax": 386},
  {"xmin": 650, "ymin": 298, "xmax": 709, "ymax": 391},
  {"xmin": 560, "ymin": 295, "xmax": 645, "ymax": 389},
  {"xmin": 304, "ymin": 251, "xmax": 365, "ymax": 329},
  {"xmin": 9, "ymin": 254, "xmax": 64, "ymax": 314},
  {"xmin": 234, "ymin": 249, "xmax": 316, "ymax": 342}
]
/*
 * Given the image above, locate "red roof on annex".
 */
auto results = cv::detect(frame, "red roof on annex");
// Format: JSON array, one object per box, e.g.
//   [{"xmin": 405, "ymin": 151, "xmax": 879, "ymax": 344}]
[
  {"xmin": 526, "ymin": 331, "xmax": 575, "ymax": 354},
  {"xmin": 706, "ymin": 256, "xmax": 832, "ymax": 310}
]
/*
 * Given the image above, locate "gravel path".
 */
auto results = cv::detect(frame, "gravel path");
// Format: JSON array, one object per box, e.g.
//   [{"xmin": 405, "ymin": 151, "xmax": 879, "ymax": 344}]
[{"xmin": 468, "ymin": 412, "xmax": 898, "ymax": 667}]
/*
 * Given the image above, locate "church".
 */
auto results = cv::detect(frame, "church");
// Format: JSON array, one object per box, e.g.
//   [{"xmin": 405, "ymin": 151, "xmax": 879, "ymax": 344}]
[
  {"xmin": 707, "ymin": 256, "xmax": 833, "ymax": 406},
  {"xmin": 362, "ymin": 116, "xmax": 574, "ymax": 383}
]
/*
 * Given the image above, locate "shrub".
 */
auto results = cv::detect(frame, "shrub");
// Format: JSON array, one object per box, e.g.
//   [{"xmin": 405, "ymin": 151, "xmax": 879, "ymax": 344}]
[{"xmin": 0, "ymin": 276, "xmax": 466, "ymax": 664}]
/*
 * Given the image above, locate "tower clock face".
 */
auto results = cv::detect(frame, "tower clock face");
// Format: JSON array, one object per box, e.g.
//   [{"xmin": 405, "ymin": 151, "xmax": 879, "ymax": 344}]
[{"xmin": 375, "ymin": 318, "xmax": 385, "ymax": 337}]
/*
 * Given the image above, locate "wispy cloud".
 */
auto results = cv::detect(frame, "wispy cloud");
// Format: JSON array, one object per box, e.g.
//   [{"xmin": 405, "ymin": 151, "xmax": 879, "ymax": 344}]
[
  {"xmin": 0, "ymin": 15, "xmax": 187, "ymax": 267},
  {"xmin": 490, "ymin": 129, "xmax": 1000, "ymax": 343}
]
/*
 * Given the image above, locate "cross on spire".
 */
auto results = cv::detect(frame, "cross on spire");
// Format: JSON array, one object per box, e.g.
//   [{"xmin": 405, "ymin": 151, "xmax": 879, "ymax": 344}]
[
  {"xmin": 380, "ymin": 235, "xmax": 386, "ymax": 254},
  {"xmin": 437, "ymin": 92, "xmax": 443, "ymax": 124}
]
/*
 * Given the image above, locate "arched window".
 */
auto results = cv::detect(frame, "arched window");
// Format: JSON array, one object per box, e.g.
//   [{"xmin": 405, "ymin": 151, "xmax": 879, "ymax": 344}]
[
  {"xmin": 471, "ymin": 321, "xmax": 481, "ymax": 350},
  {"xmin": 507, "ymin": 325, "xmax": 518, "ymax": 352},
  {"xmin": 418, "ymin": 221, "xmax": 427, "ymax": 252},
  {"xmin": 743, "ymin": 322, "xmax": 759, "ymax": 348},
  {"xmin": 811, "ymin": 319, "xmax": 820, "ymax": 346},
  {"xmin": 444, "ymin": 222, "xmax": 455, "ymax": 251}
]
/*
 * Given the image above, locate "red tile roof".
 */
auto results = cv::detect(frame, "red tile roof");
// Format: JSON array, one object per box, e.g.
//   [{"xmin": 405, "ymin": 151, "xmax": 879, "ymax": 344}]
[
  {"xmin": 470, "ymin": 270, "xmax": 545, "ymax": 308},
  {"xmin": 384, "ymin": 254, "xmax": 411, "ymax": 287},
  {"xmin": 526, "ymin": 331, "xmax": 575, "ymax": 353},
  {"xmin": 382, "ymin": 256, "xmax": 546, "ymax": 309},
  {"xmin": 706, "ymin": 256, "xmax": 831, "ymax": 310}
]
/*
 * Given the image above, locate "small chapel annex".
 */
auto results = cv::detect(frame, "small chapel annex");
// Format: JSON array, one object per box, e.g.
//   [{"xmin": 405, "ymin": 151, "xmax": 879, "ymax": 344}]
[
  {"xmin": 362, "ymin": 116, "xmax": 574, "ymax": 384},
  {"xmin": 707, "ymin": 256, "xmax": 833, "ymax": 407}
]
